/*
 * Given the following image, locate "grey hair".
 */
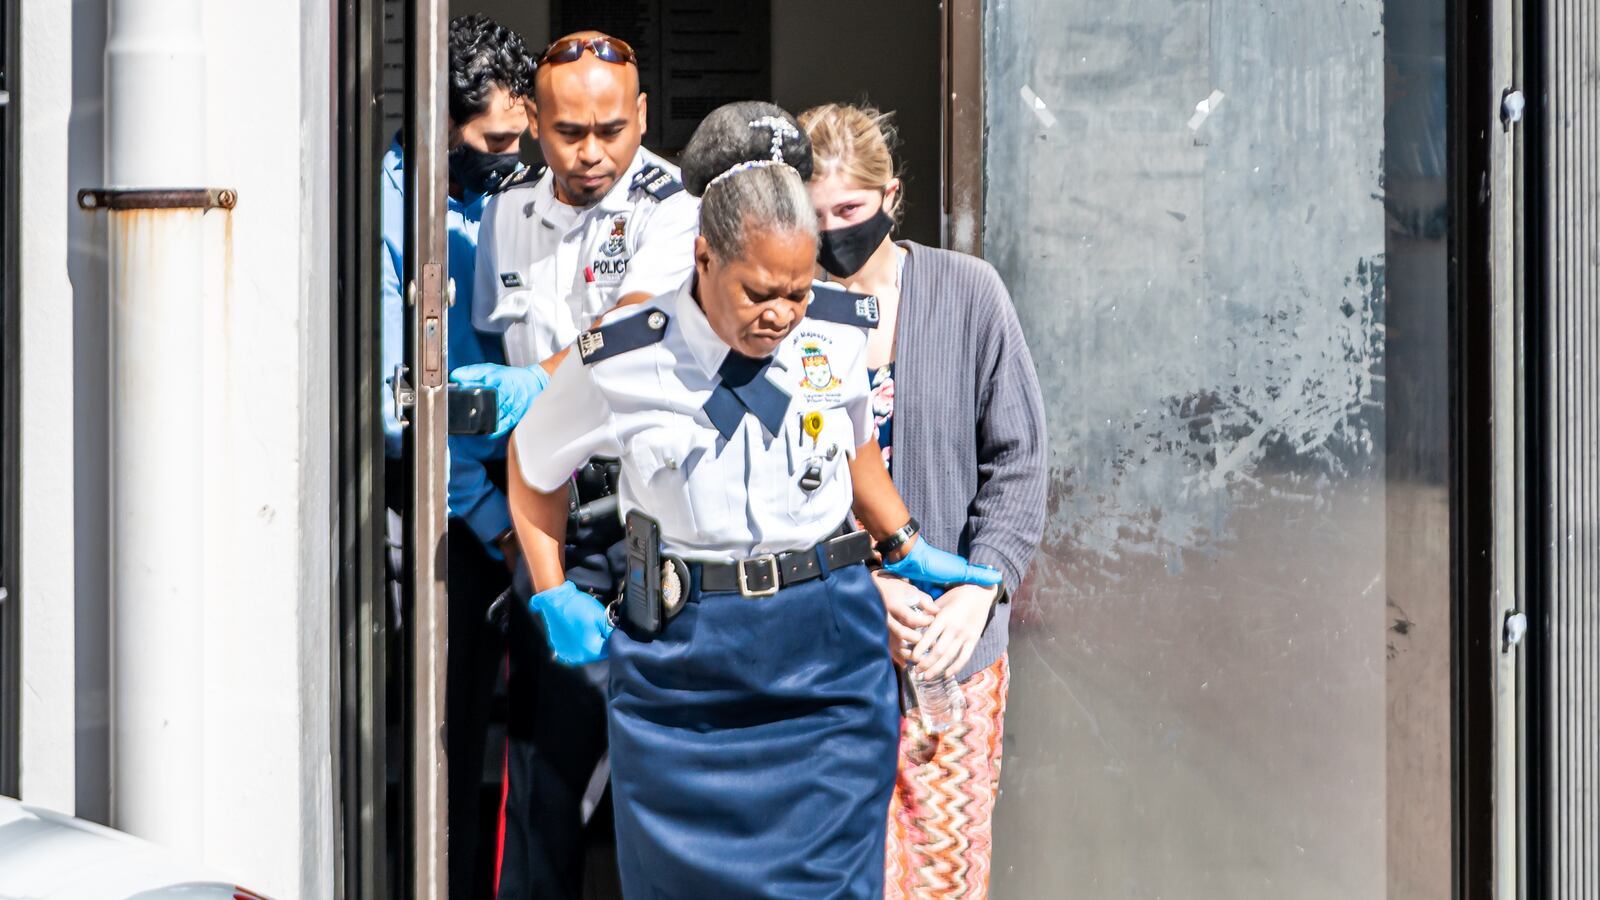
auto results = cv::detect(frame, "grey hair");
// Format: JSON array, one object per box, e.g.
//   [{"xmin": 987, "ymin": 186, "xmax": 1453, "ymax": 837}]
[
  {"xmin": 680, "ymin": 101, "xmax": 818, "ymax": 259},
  {"xmin": 699, "ymin": 165, "xmax": 817, "ymax": 259}
]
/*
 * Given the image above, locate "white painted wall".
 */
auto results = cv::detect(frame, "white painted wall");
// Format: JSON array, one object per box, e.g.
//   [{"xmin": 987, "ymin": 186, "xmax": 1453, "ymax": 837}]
[
  {"xmin": 190, "ymin": 0, "xmax": 334, "ymax": 895},
  {"xmin": 17, "ymin": 0, "xmax": 87, "ymax": 818},
  {"xmin": 16, "ymin": 0, "xmax": 335, "ymax": 895}
]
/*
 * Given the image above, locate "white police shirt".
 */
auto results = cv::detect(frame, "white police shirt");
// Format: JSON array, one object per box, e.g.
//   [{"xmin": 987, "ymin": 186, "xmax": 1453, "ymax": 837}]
[
  {"xmin": 473, "ymin": 147, "xmax": 700, "ymax": 367},
  {"xmin": 512, "ymin": 279, "xmax": 876, "ymax": 562}
]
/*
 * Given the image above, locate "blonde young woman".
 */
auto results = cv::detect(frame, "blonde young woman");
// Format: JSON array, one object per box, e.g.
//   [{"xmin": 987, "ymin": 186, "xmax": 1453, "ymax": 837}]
[{"xmin": 800, "ymin": 104, "xmax": 1048, "ymax": 898}]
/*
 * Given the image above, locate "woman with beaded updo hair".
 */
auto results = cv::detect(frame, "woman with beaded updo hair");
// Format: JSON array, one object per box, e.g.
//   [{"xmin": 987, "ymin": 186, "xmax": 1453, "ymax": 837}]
[
  {"xmin": 800, "ymin": 103, "xmax": 1048, "ymax": 899},
  {"xmin": 504, "ymin": 100, "xmax": 1003, "ymax": 898}
]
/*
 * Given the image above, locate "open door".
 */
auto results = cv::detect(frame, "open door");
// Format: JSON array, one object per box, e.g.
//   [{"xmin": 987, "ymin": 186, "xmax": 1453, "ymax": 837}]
[
  {"xmin": 333, "ymin": 0, "xmax": 454, "ymax": 895},
  {"xmin": 400, "ymin": 1, "xmax": 453, "ymax": 897}
]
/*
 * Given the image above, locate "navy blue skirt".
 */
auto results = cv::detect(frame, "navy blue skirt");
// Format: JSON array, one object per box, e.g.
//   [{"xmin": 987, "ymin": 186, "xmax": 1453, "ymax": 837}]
[{"xmin": 605, "ymin": 560, "xmax": 899, "ymax": 899}]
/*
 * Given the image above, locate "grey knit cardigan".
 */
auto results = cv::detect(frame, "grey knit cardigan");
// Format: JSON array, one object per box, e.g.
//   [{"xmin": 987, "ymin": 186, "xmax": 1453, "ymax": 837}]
[{"xmin": 891, "ymin": 241, "xmax": 1048, "ymax": 682}]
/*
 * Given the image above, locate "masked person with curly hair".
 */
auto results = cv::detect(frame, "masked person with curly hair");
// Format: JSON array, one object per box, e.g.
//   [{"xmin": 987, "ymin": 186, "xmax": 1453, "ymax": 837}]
[
  {"xmin": 801, "ymin": 103, "xmax": 1047, "ymax": 900},
  {"xmin": 506, "ymin": 101, "xmax": 1002, "ymax": 898}
]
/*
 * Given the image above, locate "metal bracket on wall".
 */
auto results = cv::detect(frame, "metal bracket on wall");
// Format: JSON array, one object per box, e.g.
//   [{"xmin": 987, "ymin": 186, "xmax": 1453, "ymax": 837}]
[{"xmin": 75, "ymin": 188, "xmax": 238, "ymax": 211}]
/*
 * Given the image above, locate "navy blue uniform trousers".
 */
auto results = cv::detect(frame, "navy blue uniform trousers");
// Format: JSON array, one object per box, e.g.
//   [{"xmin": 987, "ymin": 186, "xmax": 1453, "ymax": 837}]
[{"xmin": 606, "ymin": 561, "xmax": 900, "ymax": 899}]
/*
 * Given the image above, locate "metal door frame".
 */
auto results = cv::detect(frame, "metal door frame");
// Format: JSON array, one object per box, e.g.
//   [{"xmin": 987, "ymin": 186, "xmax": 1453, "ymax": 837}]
[
  {"xmin": 332, "ymin": 0, "xmax": 390, "ymax": 893},
  {"xmin": 940, "ymin": 0, "xmax": 983, "ymax": 254},
  {"xmin": 0, "ymin": 0, "xmax": 20, "ymax": 801},
  {"xmin": 401, "ymin": 1, "xmax": 451, "ymax": 896},
  {"xmin": 1449, "ymin": 0, "xmax": 1526, "ymax": 895}
]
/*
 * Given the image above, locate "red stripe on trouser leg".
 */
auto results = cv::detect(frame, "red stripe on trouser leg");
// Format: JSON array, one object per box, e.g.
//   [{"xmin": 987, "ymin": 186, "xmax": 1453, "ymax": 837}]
[{"xmin": 494, "ymin": 650, "xmax": 512, "ymax": 898}]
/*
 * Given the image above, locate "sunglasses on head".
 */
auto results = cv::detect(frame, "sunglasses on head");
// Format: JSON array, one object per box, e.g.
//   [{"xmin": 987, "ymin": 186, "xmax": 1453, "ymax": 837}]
[{"xmin": 539, "ymin": 35, "xmax": 638, "ymax": 67}]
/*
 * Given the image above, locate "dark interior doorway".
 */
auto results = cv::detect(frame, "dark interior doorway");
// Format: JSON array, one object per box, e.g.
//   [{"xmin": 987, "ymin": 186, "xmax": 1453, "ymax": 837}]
[{"xmin": 457, "ymin": 0, "xmax": 943, "ymax": 245}]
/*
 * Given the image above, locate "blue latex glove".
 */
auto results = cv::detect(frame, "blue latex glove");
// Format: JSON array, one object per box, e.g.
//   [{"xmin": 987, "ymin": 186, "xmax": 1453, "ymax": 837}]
[
  {"xmin": 881, "ymin": 538, "xmax": 1003, "ymax": 589},
  {"xmin": 449, "ymin": 362, "xmax": 550, "ymax": 439},
  {"xmin": 529, "ymin": 580, "xmax": 613, "ymax": 665}
]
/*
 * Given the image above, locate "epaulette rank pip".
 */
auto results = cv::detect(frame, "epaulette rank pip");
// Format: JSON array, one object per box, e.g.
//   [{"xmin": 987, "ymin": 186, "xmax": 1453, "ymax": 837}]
[{"xmin": 577, "ymin": 309, "xmax": 671, "ymax": 365}]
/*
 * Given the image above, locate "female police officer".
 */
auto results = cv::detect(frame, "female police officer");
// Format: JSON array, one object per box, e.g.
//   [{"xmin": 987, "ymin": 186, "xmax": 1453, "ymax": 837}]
[{"xmin": 504, "ymin": 101, "xmax": 1000, "ymax": 898}]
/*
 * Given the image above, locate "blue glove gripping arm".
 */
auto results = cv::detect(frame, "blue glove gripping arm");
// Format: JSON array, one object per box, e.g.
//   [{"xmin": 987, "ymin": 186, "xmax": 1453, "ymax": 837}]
[
  {"xmin": 449, "ymin": 362, "xmax": 551, "ymax": 439},
  {"xmin": 881, "ymin": 538, "xmax": 1003, "ymax": 589},
  {"xmin": 529, "ymin": 580, "xmax": 614, "ymax": 666}
]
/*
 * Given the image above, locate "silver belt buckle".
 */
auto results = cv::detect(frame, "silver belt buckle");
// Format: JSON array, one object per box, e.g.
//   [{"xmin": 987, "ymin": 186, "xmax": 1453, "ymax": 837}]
[{"xmin": 737, "ymin": 554, "xmax": 781, "ymax": 598}]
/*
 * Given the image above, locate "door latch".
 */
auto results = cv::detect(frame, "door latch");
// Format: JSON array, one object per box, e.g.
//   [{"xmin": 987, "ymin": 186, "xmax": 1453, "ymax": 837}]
[{"xmin": 391, "ymin": 364, "xmax": 415, "ymax": 428}]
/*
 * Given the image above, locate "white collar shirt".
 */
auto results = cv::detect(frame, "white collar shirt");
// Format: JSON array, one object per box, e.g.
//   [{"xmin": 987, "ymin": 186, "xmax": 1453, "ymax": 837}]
[
  {"xmin": 472, "ymin": 147, "xmax": 700, "ymax": 367},
  {"xmin": 512, "ymin": 280, "xmax": 873, "ymax": 562}
]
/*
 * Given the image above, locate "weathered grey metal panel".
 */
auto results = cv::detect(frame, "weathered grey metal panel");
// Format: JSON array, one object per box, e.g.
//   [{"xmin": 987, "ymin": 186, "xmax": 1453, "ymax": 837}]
[
  {"xmin": 1541, "ymin": 0, "xmax": 1600, "ymax": 892},
  {"xmin": 981, "ymin": 1, "xmax": 1452, "ymax": 896}
]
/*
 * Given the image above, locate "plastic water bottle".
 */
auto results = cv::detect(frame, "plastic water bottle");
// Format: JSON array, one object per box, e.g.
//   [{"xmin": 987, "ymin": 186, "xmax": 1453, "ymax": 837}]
[
  {"xmin": 911, "ymin": 664, "xmax": 966, "ymax": 734},
  {"xmin": 907, "ymin": 599, "xmax": 965, "ymax": 733}
]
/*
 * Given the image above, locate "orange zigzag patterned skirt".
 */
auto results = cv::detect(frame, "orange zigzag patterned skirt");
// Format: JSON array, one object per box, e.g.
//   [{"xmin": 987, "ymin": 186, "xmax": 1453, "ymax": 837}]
[{"xmin": 884, "ymin": 653, "xmax": 1010, "ymax": 900}]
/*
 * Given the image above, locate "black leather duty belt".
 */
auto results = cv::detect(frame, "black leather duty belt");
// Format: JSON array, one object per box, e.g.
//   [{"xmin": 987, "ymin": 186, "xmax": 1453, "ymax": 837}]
[{"xmin": 694, "ymin": 530, "xmax": 874, "ymax": 598}]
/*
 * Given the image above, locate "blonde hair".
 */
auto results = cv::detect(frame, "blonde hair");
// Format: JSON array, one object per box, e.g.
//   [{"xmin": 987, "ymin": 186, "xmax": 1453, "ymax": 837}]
[{"xmin": 799, "ymin": 103, "xmax": 902, "ymax": 222}]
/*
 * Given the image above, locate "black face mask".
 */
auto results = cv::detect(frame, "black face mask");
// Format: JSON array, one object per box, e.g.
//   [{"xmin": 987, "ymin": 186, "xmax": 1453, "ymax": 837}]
[
  {"xmin": 448, "ymin": 143, "xmax": 521, "ymax": 196},
  {"xmin": 817, "ymin": 208, "xmax": 895, "ymax": 278}
]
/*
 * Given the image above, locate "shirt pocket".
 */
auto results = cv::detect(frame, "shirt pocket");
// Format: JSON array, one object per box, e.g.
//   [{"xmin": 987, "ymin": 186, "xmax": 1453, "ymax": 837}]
[
  {"xmin": 624, "ymin": 426, "xmax": 717, "ymax": 539},
  {"xmin": 786, "ymin": 406, "xmax": 855, "ymax": 520}
]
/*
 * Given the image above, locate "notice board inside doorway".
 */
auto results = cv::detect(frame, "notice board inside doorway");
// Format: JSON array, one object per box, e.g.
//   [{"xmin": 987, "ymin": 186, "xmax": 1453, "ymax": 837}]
[{"xmin": 553, "ymin": 0, "xmax": 772, "ymax": 155}]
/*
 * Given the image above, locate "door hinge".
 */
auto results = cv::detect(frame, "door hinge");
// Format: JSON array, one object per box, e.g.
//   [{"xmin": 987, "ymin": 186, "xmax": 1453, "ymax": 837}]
[
  {"xmin": 1500, "ymin": 88, "xmax": 1525, "ymax": 130},
  {"xmin": 1502, "ymin": 610, "xmax": 1528, "ymax": 653}
]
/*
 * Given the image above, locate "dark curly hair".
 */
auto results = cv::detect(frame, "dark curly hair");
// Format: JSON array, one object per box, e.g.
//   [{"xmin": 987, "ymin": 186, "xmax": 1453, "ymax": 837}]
[
  {"xmin": 448, "ymin": 14, "xmax": 535, "ymax": 126},
  {"xmin": 679, "ymin": 101, "xmax": 813, "ymax": 196}
]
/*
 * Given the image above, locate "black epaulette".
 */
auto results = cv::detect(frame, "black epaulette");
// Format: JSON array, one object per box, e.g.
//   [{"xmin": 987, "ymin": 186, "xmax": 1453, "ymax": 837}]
[
  {"xmin": 630, "ymin": 164, "xmax": 684, "ymax": 201},
  {"xmin": 806, "ymin": 283, "xmax": 880, "ymax": 329},
  {"xmin": 489, "ymin": 164, "xmax": 544, "ymax": 195},
  {"xmin": 577, "ymin": 308, "xmax": 671, "ymax": 365}
]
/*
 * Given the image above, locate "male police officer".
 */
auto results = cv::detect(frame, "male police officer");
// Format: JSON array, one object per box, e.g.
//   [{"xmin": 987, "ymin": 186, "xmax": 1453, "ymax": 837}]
[
  {"xmin": 475, "ymin": 31, "xmax": 698, "ymax": 365},
  {"xmin": 379, "ymin": 15, "xmax": 540, "ymax": 899},
  {"xmin": 473, "ymin": 31, "xmax": 698, "ymax": 900}
]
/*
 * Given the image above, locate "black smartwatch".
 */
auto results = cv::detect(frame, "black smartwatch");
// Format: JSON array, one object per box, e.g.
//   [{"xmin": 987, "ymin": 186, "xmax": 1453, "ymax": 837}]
[{"xmin": 874, "ymin": 516, "xmax": 920, "ymax": 558}]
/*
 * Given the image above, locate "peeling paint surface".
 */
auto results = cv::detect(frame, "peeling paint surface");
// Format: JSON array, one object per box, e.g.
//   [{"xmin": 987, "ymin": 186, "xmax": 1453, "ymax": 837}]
[{"xmin": 982, "ymin": 0, "xmax": 1451, "ymax": 896}]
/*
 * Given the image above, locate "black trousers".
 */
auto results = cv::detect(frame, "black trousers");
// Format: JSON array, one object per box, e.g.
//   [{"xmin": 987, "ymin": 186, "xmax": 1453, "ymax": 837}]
[
  {"xmin": 446, "ymin": 518, "xmax": 512, "ymax": 900},
  {"xmin": 496, "ymin": 498, "xmax": 625, "ymax": 900}
]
